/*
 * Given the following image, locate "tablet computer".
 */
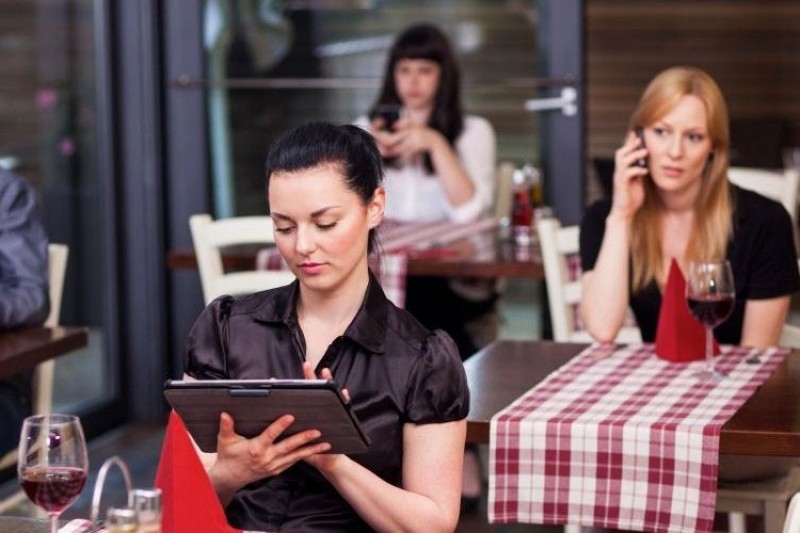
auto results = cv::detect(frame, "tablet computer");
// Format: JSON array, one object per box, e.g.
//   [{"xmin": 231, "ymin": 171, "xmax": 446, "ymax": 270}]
[{"xmin": 163, "ymin": 379, "xmax": 370, "ymax": 454}]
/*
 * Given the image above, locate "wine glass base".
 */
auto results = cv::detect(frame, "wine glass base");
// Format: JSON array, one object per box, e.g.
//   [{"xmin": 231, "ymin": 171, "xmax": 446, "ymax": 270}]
[{"xmin": 693, "ymin": 367, "xmax": 727, "ymax": 381}]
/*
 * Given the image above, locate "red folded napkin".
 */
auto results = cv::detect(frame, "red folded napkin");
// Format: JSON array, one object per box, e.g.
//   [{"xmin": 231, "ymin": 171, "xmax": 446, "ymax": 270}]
[
  {"xmin": 655, "ymin": 259, "xmax": 720, "ymax": 362},
  {"xmin": 155, "ymin": 411, "xmax": 242, "ymax": 533}
]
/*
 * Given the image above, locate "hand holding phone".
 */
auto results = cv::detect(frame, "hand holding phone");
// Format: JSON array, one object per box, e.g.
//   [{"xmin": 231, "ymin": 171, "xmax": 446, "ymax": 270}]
[
  {"xmin": 372, "ymin": 104, "xmax": 401, "ymax": 132},
  {"xmin": 634, "ymin": 128, "xmax": 648, "ymax": 169}
]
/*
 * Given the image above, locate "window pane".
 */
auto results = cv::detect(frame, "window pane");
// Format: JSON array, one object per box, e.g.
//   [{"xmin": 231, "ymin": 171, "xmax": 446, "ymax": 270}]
[{"xmin": 201, "ymin": 0, "xmax": 542, "ymax": 216}]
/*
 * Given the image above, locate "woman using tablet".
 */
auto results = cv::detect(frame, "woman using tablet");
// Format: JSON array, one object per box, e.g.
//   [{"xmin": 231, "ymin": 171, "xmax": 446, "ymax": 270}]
[{"xmin": 182, "ymin": 122, "xmax": 468, "ymax": 532}]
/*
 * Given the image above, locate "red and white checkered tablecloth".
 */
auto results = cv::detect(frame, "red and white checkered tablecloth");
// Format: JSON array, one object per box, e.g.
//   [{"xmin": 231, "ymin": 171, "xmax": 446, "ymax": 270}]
[
  {"xmin": 257, "ymin": 217, "xmax": 500, "ymax": 308},
  {"xmin": 59, "ymin": 520, "xmax": 103, "ymax": 533},
  {"xmin": 489, "ymin": 343, "xmax": 790, "ymax": 533}
]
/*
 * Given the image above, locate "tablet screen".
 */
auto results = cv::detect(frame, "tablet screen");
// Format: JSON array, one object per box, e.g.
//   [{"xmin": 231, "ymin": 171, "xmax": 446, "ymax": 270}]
[{"xmin": 163, "ymin": 379, "xmax": 370, "ymax": 454}]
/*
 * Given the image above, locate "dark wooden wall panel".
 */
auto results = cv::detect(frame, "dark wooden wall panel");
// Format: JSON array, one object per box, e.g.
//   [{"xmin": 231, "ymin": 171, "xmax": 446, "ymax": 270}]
[{"xmin": 586, "ymin": 1, "xmax": 800, "ymax": 169}]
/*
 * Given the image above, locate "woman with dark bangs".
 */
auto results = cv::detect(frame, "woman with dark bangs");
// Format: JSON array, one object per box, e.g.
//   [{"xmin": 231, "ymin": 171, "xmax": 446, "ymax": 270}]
[
  {"xmin": 358, "ymin": 23, "xmax": 495, "ymax": 224},
  {"xmin": 356, "ymin": 23, "xmax": 496, "ymax": 512}
]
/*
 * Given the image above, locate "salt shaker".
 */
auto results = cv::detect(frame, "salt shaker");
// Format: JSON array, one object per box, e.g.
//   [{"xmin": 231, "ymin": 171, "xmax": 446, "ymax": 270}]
[
  {"xmin": 132, "ymin": 487, "xmax": 163, "ymax": 532},
  {"xmin": 106, "ymin": 506, "xmax": 138, "ymax": 533}
]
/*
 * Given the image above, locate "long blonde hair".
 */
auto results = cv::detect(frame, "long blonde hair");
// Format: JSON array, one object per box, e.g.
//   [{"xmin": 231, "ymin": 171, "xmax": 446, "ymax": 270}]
[{"xmin": 627, "ymin": 66, "xmax": 732, "ymax": 292}]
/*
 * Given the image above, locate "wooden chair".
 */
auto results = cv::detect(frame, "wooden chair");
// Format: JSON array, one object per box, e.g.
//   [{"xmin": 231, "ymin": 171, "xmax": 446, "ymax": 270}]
[
  {"xmin": 0, "ymin": 243, "xmax": 69, "ymax": 513},
  {"xmin": 190, "ymin": 214, "xmax": 295, "ymax": 304},
  {"xmin": 536, "ymin": 217, "xmax": 641, "ymax": 343},
  {"xmin": 728, "ymin": 167, "xmax": 800, "ymax": 222}
]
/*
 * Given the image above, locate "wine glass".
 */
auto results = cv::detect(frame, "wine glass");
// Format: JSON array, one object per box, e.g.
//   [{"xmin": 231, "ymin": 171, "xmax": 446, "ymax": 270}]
[
  {"xmin": 686, "ymin": 260, "xmax": 735, "ymax": 380},
  {"xmin": 18, "ymin": 414, "xmax": 89, "ymax": 533}
]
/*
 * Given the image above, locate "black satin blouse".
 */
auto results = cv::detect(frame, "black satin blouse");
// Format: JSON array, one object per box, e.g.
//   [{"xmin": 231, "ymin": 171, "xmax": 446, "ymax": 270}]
[{"xmin": 183, "ymin": 272, "xmax": 470, "ymax": 532}]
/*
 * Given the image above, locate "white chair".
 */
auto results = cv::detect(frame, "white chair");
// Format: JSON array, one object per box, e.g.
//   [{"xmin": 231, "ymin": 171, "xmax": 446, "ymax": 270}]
[
  {"xmin": 190, "ymin": 214, "xmax": 295, "ymax": 304},
  {"xmin": 728, "ymin": 167, "xmax": 800, "ymax": 222},
  {"xmin": 0, "ymin": 243, "xmax": 69, "ymax": 513},
  {"xmin": 779, "ymin": 261, "xmax": 800, "ymax": 348},
  {"xmin": 784, "ymin": 491, "xmax": 800, "ymax": 533},
  {"xmin": 719, "ymin": 466, "xmax": 800, "ymax": 533},
  {"xmin": 536, "ymin": 217, "xmax": 641, "ymax": 343}
]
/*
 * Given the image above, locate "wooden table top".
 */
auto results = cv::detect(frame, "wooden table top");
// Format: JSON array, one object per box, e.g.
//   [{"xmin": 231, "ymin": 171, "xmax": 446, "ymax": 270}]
[
  {"xmin": 464, "ymin": 340, "xmax": 800, "ymax": 456},
  {"xmin": 166, "ymin": 227, "xmax": 544, "ymax": 280},
  {"xmin": 0, "ymin": 326, "xmax": 90, "ymax": 380}
]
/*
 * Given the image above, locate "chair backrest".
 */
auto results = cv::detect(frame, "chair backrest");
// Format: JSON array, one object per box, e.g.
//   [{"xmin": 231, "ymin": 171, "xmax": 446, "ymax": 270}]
[
  {"xmin": 33, "ymin": 243, "xmax": 69, "ymax": 416},
  {"xmin": 784, "ymin": 490, "xmax": 800, "ymax": 533},
  {"xmin": 0, "ymin": 243, "xmax": 68, "ymax": 502},
  {"xmin": 190, "ymin": 214, "xmax": 296, "ymax": 304},
  {"xmin": 536, "ymin": 218, "xmax": 641, "ymax": 343},
  {"xmin": 45, "ymin": 243, "xmax": 68, "ymax": 327},
  {"xmin": 779, "ymin": 260, "xmax": 800, "ymax": 348},
  {"xmin": 728, "ymin": 166, "xmax": 800, "ymax": 222}
]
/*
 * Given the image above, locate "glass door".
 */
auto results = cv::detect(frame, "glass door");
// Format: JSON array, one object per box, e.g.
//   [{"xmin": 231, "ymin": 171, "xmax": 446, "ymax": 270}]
[
  {"xmin": 0, "ymin": 0, "xmax": 124, "ymax": 436},
  {"xmin": 162, "ymin": 0, "xmax": 584, "ymax": 356},
  {"xmin": 174, "ymin": 0, "xmax": 582, "ymax": 219}
]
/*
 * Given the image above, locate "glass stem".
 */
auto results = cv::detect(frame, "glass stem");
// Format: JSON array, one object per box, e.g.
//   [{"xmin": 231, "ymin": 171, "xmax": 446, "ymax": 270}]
[
  {"xmin": 705, "ymin": 326, "xmax": 714, "ymax": 374},
  {"xmin": 50, "ymin": 515, "xmax": 58, "ymax": 533}
]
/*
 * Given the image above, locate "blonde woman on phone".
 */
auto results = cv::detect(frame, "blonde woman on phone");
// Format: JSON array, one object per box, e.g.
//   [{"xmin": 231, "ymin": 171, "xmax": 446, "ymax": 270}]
[
  {"xmin": 579, "ymin": 66, "xmax": 799, "ymax": 481},
  {"xmin": 580, "ymin": 66, "xmax": 798, "ymax": 349}
]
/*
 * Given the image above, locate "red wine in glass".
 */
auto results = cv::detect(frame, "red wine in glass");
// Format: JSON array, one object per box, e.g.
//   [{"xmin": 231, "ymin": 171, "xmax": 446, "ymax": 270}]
[
  {"xmin": 18, "ymin": 414, "xmax": 89, "ymax": 533},
  {"xmin": 20, "ymin": 466, "xmax": 87, "ymax": 514},
  {"xmin": 687, "ymin": 293, "xmax": 735, "ymax": 328},
  {"xmin": 686, "ymin": 260, "xmax": 736, "ymax": 380}
]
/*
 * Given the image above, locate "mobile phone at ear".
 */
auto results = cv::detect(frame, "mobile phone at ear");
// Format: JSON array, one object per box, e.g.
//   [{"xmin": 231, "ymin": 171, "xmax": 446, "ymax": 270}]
[
  {"xmin": 372, "ymin": 105, "xmax": 401, "ymax": 131},
  {"xmin": 634, "ymin": 128, "xmax": 648, "ymax": 168}
]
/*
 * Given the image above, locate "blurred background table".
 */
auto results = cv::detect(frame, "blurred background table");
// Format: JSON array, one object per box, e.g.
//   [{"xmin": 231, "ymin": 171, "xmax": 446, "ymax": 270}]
[
  {"xmin": 0, "ymin": 326, "xmax": 89, "ymax": 380},
  {"xmin": 464, "ymin": 340, "xmax": 800, "ymax": 455},
  {"xmin": 166, "ymin": 225, "xmax": 545, "ymax": 280}
]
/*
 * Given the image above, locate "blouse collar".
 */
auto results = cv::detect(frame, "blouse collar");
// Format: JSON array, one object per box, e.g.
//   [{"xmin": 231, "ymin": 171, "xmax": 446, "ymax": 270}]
[{"xmin": 251, "ymin": 271, "xmax": 388, "ymax": 354}]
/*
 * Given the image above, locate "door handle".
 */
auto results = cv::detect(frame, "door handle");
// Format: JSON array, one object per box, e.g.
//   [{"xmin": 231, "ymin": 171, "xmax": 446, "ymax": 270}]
[{"xmin": 524, "ymin": 87, "xmax": 577, "ymax": 116}]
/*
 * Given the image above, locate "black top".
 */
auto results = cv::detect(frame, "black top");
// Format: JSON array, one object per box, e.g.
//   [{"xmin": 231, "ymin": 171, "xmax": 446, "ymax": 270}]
[
  {"xmin": 183, "ymin": 272, "xmax": 470, "ymax": 532},
  {"xmin": 580, "ymin": 186, "xmax": 800, "ymax": 343}
]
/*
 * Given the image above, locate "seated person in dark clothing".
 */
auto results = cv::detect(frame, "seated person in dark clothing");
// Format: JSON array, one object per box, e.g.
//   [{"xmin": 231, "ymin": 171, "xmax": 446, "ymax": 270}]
[
  {"xmin": 182, "ymin": 122, "xmax": 468, "ymax": 532},
  {"xmin": 580, "ymin": 66, "xmax": 799, "ymax": 347},
  {"xmin": 0, "ymin": 168, "xmax": 49, "ymax": 457},
  {"xmin": 580, "ymin": 66, "xmax": 800, "ymax": 481}
]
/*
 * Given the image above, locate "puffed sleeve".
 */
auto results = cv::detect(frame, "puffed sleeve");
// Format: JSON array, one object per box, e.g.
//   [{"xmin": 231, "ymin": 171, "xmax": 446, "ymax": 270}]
[
  {"xmin": 405, "ymin": 330, "xmax": 470, "ymax": 423},
  {"xmin": 183, "ymin": 295, "xmax": 235, "ymax": 379}
]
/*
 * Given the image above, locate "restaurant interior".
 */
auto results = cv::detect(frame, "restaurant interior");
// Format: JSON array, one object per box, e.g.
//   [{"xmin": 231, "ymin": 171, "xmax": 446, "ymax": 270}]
[{"xmin": 1, "ymin": 0, "xmax": 800, "ymax": 531}]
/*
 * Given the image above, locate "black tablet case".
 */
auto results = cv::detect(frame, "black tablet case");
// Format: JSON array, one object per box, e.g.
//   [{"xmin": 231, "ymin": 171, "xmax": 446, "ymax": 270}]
[{"xmin": 163, "ymin": 379, "xmax": 370, "ymax": 454}]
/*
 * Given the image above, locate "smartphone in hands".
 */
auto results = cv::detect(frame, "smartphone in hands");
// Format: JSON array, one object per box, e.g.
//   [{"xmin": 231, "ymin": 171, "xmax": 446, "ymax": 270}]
[
  {"xmin": 634, "ymin": 128, "xmax": 648, "ymax": 169},
  {"xmin": 371, "ymin": 104, "xmax": 401, "ymax": 131}
]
